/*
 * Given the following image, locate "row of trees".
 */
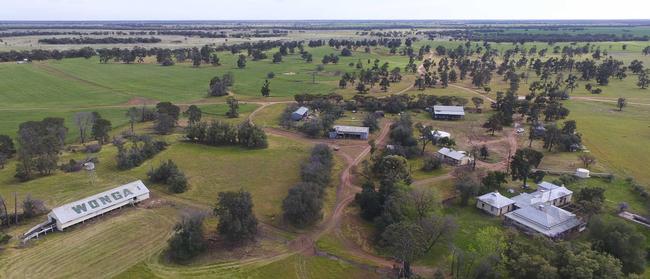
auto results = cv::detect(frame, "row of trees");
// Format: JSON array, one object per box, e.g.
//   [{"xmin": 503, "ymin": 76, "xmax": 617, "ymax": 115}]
[
  {"xmin": 282, "ymin": 144, "xmax": 333, "ymax": 227},
  {"xmin": 185, "ymin": 120, "xmax": 268, "ymax": 149},
  {"xmin": 38, "ymin": 37, "xmax": 161, "ymax": 45}
]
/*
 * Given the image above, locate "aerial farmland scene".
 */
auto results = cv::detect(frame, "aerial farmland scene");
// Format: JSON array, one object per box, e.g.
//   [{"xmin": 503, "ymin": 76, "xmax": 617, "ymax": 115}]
[{"xmin": 1, "ymin": 1, "xmax": 650, "ymax": 278}]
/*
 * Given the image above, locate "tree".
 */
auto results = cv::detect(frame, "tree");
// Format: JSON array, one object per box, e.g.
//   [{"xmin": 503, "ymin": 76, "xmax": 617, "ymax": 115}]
[
  {"xmin": 184, "ymin": 105, "xmax": 202, "ymax": 125},
  {"xmin": 260, "ymin": 80, "xmax": 271, "ymax": 97},
  {"xmin": 73, "ymin": 112, "xmax": 95, "ymax": 144},
  {"xmin": 237, "ymin": 54, "xmax": 246, "ymax": 68},
  {"xmin": 22, "ymin": 195, "xmax": 46, "ymax": 218},
  {"xmin": 362, "ymin": 113, "xmax": 379, "ymax": 132},
  {"xmin": 510, "ymin": 148, "xmax": 544, "ymax": 187},
  {"xmin": 154, "ymin": 113, "xmax": 176, "ymax": 134},
  {"xmin": 483, "ymin": 113, "xmax": 504, "ymax": 136},
  {"xmin": 415, "ymin": 123, "xmax": 434, "ymax": 154},
  {"xmin": 282, "ymin": 182, "xmax": 323, "ymax": 227},
  {"xmin": 214, "ymin": 190, "xmax": 258, "ymax": 242},
  {"xmin": 237, "ymin": 121, "xmax": 268, "ymax": 149},
  {"xmin": 272, "ymin": 52, "xmax": 282, "ymax": 63},
  {"xmin": 91, "ymin": 118, "xmax": 112, "ymax": 144},
  {"xmin": 15, "ymin": 118, "xmax": 67, "ymax": 180},
  {"xmin": 575, "ymin": 187, "xmax": 605, "ymax": 218},
  {"xmin": 148, "ymin": 159, "xmax": 188, "ymax": 193},
  {"xmin": 208, "ymin": 76, "xmax": 228, "ymax": 97},
  {"xmin": 126, "ymin": 107, "xmax": 139, "ymax": 134},
  {"xmin": 156, "ymin": 102, "xmax": 181, "ymax": 120},
  {"xmin": 167, "ymin": 211, "xmax": 207, "ymax": 262},
  {"xmin": 637, "ymin": 71, "xmax": 649, "ymax": 89},
  {"xmin": 471, "ymin": 97, "xmax": 484, "ymax": 112},
  {"xmin": 578, "ymin": 153, "xmax": 596, "ymax": 168},
  {"xmin": 617, "ymin": 97, "xmax": 626, "ymax": 111},
  {"xmin": 0, "ymin": 135, "xmax": 16, "ymax": 161},
  {"xmin": 226, "ymin": 97, "xmax": 239, "ymax": 118},
  {"xmin": 479, "ymin": 145, "xmax": 489, "ymax": 160},
  {"xmin": 589, "ymin": 216, "xmax": 647, "ymax": 274},
  {"xmin": 210, "ymin": 53, "xmax": 220, "ymax": 66},
  {"xmin": 382, "ymin": 221, "xmax": 426, "ymax": 278},
  {"xmin": 372, "ymin": 155, "xmax": 412, "ymax": 185},
  {"xmin": 455, "ymin": 169, "xmax": 481, "ymax": 206},
  {"xmin": 341, "ymin": 48, "xmax": 352, "ymax": 56},
  {"xmin": 482, "ymin": 171, "xmax": 508, "ymax": 192}
]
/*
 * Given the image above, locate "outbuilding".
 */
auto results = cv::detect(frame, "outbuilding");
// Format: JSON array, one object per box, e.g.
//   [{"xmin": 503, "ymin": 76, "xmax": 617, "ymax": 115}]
[
  {"xmin": 47, "ymin": 180, "xmax": 150, "ymax": 231},
  {"xmin": 575, "ymin": 168, "xmax": 590, "ymax": 178},
  {"xmin": 431, "ymin": 105, "xmax": 465, "ymax": 120},
  {"xmin": 431, "ymin": 130, "xmax": 451, "ymax": 140},
  {"xmin": 477, "ymin": 192, "xmax": 516, "ymax": 216},
  {"xmin": 329, "ymin": 125, "xmax": 369, "ymax": 140},
  {"xmin": 435, "ymin": 147, "xmax": 473, "ymax": 166},
  {"xmin": 291, "ymin": 106, "xmax": 309, "ymax": 121}
]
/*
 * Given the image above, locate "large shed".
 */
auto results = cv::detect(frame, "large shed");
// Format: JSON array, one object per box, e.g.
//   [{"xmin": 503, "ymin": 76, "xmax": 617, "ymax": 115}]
[
  {"xmin": 431, "ymin": 105, "xmax": 465, "ymax": 120},
  {"xmin": 47, "ymin": 180, "xmax": 150, "ymax": 231},
  {"xmin": 329, "ymin": 125, "xmax": 369, "ymax": 140}
]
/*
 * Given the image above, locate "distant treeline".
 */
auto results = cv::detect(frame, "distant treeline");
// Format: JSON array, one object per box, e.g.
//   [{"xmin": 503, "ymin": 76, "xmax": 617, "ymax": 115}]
[
  {"xmin": 0, "ymin": 47, "xmax": 96, "ymax": 62},
  {"xmin": 422, "ymin": 30, "xmax": 650, "ymax": 43},
  {"xmin": 38, "ymin": 37, "xmax": 162, "ymax": 44},
  {"xmin": 0, "ymin": 31, "xmax": 156, "ymax": 37}
]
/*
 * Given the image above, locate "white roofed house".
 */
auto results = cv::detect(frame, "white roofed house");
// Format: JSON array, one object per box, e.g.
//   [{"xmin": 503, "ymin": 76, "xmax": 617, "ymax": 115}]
[
  {"xmin": 477, "ymin": 192, "xmax": 516, "ymax": 216},
  {"xmin": 435, "ymin": 147, "xmax": 473, "ymax": 166}
]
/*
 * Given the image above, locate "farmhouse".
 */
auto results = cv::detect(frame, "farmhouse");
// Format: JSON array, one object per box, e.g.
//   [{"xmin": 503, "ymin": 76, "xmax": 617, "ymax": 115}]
[
  {"xmin": 476, "ymin": 181, "xmax": 583, "ymax": 238},
  {"xmin": 435, "ymin": 147, "xmax": 473, "ymax": 166},
  {"xmin": 329, "ymin": 125, "xmax": 369, "ymax": 140},
  {"xmin": 291, "ymin": 106, "xmax": 309, "ymax": 121},
  {"xmin": 48, "ymin": 180, "xmax": 150, "ymax": 231},
  {"xmin": 477, "ymin": 192, "xmax": 516, "ymax": 216},
  {"xmin": 431, "ymin": 105, "xmax": 465, "ymax": 120}
]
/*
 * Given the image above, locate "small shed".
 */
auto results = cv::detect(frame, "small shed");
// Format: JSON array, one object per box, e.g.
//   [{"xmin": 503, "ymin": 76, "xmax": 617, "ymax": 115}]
[
  {"xmin": 329, "ymin": 125, "xmax": 369, "ymax": 140},
  {"xmin": 431, "ymin": 105, "xmax": 465, "ymax": 120},
  {"xmin": 431, "ymin": 130, "xmax": 451, "ymax": 140},
  {"xmin": 435, "ymin": 147, "xmax": 473, "ymax": 166},
  {"xmin": 291, "ymin": 106, "xmax": 309, "ymax": 121},
  {"xmin": 575, "ymin": 168, "xmax": 590, "ymax": 178},
  {"xmin": 477, "ymin": 192, "xmax": 516, "ymax": 216}
]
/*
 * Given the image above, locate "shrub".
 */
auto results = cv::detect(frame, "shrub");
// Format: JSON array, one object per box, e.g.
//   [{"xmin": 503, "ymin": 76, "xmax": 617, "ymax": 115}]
[
  {"xmin": 267, "ymin": 72, "xmax": 275, "ymax": 79},
  {"xmin": 22, "ymin": 195, "xmax": 46, "ymax": 219},
  {"xmin": 421, "ymin": 155, "xmax": 442, "ymax": 172},
  {"xmin": 167, "ymin": 212, "xmax": 206, "ymax": 262},
  {"xmin": 168, "ymin": 173, "xmax": 188, "ymax": 193},
  {"xmin": 84, "ymin": 144, "xmax": 102, "ymax": 153},
  {"xmin": 148, "ymin": 160, "xmax": 188, "ymax": 193}
]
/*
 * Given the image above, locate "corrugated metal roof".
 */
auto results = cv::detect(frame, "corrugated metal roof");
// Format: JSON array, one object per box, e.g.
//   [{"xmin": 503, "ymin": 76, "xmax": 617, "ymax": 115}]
[
  {"xmin": 505, "ymin": 204, "xmax": 581, "ymax": 237},
  {"xmin": 433, "ymin": 105, "xmax": 465, "ymax": 116},
  {"xmin": 478, "ymin": 192, "xmax": 515, "ymax": 208},
  {"xmin": 431, "ymin": 130, "xmax": 451, "ymax": 138},
  {"xmin": 437, "ymin": 147, "xmax": 468, "ymax": 161},
  {"xmin": 50, "ymin": 180, "xmax": 150, "ymax": 224},
  {"xmin": 293, "ymin": 106, "xmax": 309, "ymax": 115},
  {"xmin": 333, "ymin": 125, "xmax": 369, "ymax": 134}
]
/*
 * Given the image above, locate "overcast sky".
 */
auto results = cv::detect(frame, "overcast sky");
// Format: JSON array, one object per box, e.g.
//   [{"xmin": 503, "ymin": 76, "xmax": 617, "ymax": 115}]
[{"xmin": 1, "ymin": 0, "xmax": 649, "ymax": 21}]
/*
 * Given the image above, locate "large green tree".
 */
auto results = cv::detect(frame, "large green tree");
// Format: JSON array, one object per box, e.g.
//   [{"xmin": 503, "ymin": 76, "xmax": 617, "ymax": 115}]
[
  {"xmin": 510, "ymin": 148, "xmax": 544, "ymax": 187},
  {"xmin": 214, "ymin": 190, "xmax": 258, "ymax": 242}
]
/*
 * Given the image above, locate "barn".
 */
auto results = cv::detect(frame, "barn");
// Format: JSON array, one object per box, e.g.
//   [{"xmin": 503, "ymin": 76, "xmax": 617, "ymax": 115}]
[
  {"xmin": 48, "ymin": 180, "xmax": 150, "ymax": 231},
  {"xmin": 431, "ymin": 105, "xmax": 465, "ymax": 120}
]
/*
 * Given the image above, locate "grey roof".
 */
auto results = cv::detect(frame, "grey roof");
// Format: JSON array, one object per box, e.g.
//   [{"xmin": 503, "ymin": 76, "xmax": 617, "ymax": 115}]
[
  {"xmin": 333, "ymin": 125, "xmax": 369, "ymax": 134},
  {"xmin": 505, "ymin": 204, "xmax": 582, "ymax": 237},
  {"xmin": 478, "ymin": 192, "xmax": 515, "ymax": 208},
  {"xmin": 437, "ymin": 147, "xmax": 468, "ymax": 161},
  {"xmin": 293, "ymin": 106, "xmax": 309, "ymax": 115},
  {"xmin": 431, "ymin": 130, "xmax": 451, "ymax": 139},
  {"xmin": 50, "ymin": 180, "xmax": 149, "ymax": 224},
  {"xmin": 433, "ymin": 105, "xmax": 465, "ymax": 116},
  {"xmin": 512, "ymin": 182, "xmax": 572, "ymax": 207}
]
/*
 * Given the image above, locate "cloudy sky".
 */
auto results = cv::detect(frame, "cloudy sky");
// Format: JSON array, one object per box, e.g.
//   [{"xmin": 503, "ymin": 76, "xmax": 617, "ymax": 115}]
[{"xmin": 1, "ymin": 0, "xmax": 649, "ymax": 21}]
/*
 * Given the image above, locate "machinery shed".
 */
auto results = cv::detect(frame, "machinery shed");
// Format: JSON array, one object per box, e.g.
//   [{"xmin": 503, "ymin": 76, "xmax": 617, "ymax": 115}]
[{"xmin": 48, "ymin": 180, "xmax": 150, "ymax": 231}]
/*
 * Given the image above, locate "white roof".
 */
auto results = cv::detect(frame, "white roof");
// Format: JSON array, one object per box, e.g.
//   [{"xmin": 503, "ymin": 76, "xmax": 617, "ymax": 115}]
[
  {"xmin": 478, "ymin": 192, "xmax": 515, "ymax": 208},
  {"xmin": 511, "ymin": 182, "xmax": 572, "ymax": 208},
  {"xmin": 437, "ymin": 147, "xmax": 468, "ymax": 161},
  {"xmin": 433, "ymin": 106, "xmax": 465, "ymax": 116},
  {"xmin": 431, "ymin": 130, "xmax": 451, "ymax": 138},
  {"xmin": 50, "ymin": 180, "xmax": 149, "ymax": 224},
  {"xmin": 505, "ymin": 204, "xmax": 582, "ymax": 237},
  {"xmin": 333, "ymin": 125, "xmax": 369, "ymax": 134},
  {"xmin": 293, "ymin": 106, "xmax": 309, "ymax": 115}
]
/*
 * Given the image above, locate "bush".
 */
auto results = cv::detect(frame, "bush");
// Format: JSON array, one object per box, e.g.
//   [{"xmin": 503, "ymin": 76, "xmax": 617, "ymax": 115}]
[
  {"xmin": 282, "ymin": 182, "xmax": 323, "ymax": 227},
  {"xmin": 116, "ymin": 136, "xmax": 167, "ymax": 170},
  {"xmin": 84, "ymin": 144, "xmax": 102, "ymax": 153},
  {"xmin": 148, "ymin": 160, "xmax": 188, "ymax": 193},
  {"xmin": 421, "ymin": 155, "xmax": 442, "ymax": 172},
  {"xmin": 22, "ymin": 195, "xmax": 46, "ymax": 219},
  {"xmin": 267, "ymin": 72, "xmax": 275, "ymax": 79}
]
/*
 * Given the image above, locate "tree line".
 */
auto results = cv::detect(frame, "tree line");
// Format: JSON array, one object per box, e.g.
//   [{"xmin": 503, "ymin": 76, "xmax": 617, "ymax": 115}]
[{"xmin": 38, "ymin": 37, "xmax": 162, "ymax": 45}]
